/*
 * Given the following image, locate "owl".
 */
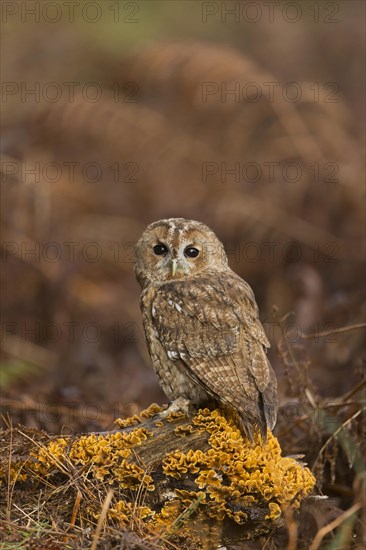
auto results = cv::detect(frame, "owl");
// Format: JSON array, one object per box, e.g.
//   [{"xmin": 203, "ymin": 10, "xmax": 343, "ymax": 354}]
[{"xmin": 134, "ymin": 218, "xmax": 278, "ymax": 440}]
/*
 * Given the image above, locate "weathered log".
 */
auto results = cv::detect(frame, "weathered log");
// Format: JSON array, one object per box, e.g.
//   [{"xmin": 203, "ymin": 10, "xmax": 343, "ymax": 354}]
[{"xmin": 0, "ymin": 404, "xmax": 315, "ymax": 548}]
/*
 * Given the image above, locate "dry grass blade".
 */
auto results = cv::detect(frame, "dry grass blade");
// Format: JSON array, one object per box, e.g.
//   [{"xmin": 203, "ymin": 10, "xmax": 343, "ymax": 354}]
[
  {"xmin": 308, "ymin": 502, "xmax": 362, "ymax": 550},
  {"xmin": 312, "ymin": 409, "xmax": 362, "ymax": 472},
  {"xmin": 284, "ymin": 505, "xmax": 298, "ymax": 550},
  {"xmin": 302, "ymin": 323, "xmax": 366, "ymax": 340},
  {"xmin": 69, "ymin": 489, "xmax": 82, "ymax": 530},
  {"xmin": 90, "ymin": 489, "xmax": 114, "ymax": 550},
  {"xmin": 166, "ymin": 493, "xmax": 205, "ymax": 535}
]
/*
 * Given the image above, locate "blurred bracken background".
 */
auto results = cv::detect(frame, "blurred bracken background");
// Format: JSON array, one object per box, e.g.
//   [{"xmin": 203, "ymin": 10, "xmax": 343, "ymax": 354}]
[{"xmin": 0, "ymin": 0, "xmax": 365, "ymax": 546}]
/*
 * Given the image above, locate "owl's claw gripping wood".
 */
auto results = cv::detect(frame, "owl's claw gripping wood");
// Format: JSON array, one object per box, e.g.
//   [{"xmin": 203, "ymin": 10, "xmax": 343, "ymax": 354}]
[
  {"xmin": 158, "ymin": 397, "xmax": 191, "ymax": 419},
  {"xmin": 134, "ymin": 218, "xmax": 278, "ymax": 442}
]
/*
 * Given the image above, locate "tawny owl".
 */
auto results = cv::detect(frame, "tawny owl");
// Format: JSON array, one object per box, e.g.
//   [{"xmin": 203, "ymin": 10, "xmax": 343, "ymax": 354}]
[{"xmin": 134, "ymin": 218, "xmax": 278, "ymax": 440}]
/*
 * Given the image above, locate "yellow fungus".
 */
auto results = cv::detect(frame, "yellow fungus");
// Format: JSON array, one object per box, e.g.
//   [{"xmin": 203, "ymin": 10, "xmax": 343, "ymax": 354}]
[{"xmin": 2, "ymin": 407, "xmax": 315, "ymax": 534}]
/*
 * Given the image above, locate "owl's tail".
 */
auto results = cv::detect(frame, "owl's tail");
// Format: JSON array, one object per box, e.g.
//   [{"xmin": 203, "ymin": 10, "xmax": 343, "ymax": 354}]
[{"xmin": 222, "ymin": 403, "xmax": 269, "ymax": 444}]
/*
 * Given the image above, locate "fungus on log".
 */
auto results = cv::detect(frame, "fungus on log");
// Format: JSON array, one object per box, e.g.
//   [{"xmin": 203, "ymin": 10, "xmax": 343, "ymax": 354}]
[{"xmin": 0, "ymin": 404, "xmax": 315, "ymax": 547}]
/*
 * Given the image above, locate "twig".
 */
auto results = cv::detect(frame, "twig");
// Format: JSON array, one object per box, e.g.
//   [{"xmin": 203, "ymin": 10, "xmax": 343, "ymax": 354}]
[
  {"xmin": 302, "ymin": 322, "xmax": 366, "ymax": 340},
  {"xmin": 90, "ymin": 489, "xmax": 114, "ymax": 550},
  {"xmin": 342, "ymin": 379, "xmax": 366, "ymax": 402},
  {"xmin": 69, "ymin": 490, "xmax": 82, "ymax": 530},
  {"xmin": 166, "ymin": 493, "xmax": 204, "ymax": 535},
  {"xmin": 312, "ymin": 409, "xmax": 362, "ymax": 471},
  {"xmin": 6, "ymin": 422, "xmax": 13, "ymax": 522},
  {"xmin": 308, "ymin": 502, "xmax": 362, "ymax": 550},
  {"xmin": 284, "ymin": 505, "xmax": 298, "ymax": 550}
]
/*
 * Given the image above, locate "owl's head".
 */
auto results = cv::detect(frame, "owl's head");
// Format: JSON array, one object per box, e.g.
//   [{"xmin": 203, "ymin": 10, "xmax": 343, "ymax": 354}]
[{"xmin": 135, "ymin": 218, "xmax": 228, "ymax": 286}]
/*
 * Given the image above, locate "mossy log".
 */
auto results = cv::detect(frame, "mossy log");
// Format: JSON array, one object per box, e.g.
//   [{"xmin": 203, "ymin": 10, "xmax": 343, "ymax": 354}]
[{"xmin": 0, "ymin": 405, "xmax": 315, "ymax": 548}]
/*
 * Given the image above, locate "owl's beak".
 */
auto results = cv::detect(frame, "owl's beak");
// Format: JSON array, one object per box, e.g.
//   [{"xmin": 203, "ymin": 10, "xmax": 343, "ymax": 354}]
[{"xmin": 171, "ymin": 259, "xmax": 178, "ymax": 277}]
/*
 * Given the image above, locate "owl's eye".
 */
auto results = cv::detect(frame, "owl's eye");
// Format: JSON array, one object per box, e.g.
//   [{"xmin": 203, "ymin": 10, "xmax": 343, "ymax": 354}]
[
  {"xmin": 184, "ymin": 246, "xmax": 199, "ymax": 258},
  {"xmin": 153, "ymin": 243, "xmax": 168, "ymax": 256}
]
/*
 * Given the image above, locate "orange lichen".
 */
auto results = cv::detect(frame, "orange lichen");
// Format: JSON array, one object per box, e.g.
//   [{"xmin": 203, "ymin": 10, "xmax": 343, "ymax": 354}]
[
  {"xmin": 174, "ymin": 423, "xmax": 195, "ymax": 436},
  {"xmin": 30, "ymin": 426, "xmax": 154, "ymax": 490},
  {"xmin": 108, "ymin": 500, "xmax": 154, "ymax": 526},
  {"xmin": 31, "ymin": 437, "xmax": 68, "ymax": 475},
  {"xmin": 161, "ymin": 408, "xmax": 315, "ymax": 523},
  {"xmin": 0, "ymin": 465, "xmax": 28, "ymax": 485},
  {"xmin": 165, "ymin": 410, "xmax": 187, "ymax": 422},
  {"xmin": 114, "ymin": 403, "xmax": 162, "ymax": 428},
  {"xmin": 2, "ymin": 406, "xmax": 315, "ymax": 535}
]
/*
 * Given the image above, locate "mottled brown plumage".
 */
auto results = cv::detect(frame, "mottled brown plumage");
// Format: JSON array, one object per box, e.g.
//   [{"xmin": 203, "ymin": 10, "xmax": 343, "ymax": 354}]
[{"xmin": 134, "ymin": 218, "xmax": 278, "ymax": 439}]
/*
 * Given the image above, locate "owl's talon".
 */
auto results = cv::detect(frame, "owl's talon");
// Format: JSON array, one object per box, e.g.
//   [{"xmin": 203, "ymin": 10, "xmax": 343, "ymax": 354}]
[{"xmin": 159, "ymin": 397, "xmax": 191, "ymax": 418}]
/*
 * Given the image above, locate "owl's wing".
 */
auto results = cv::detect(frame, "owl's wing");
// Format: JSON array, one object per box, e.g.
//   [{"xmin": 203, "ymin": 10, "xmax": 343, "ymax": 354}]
[{"xmin": 151, "ymin": 272, "xmax": 278, "ymax": 437}]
